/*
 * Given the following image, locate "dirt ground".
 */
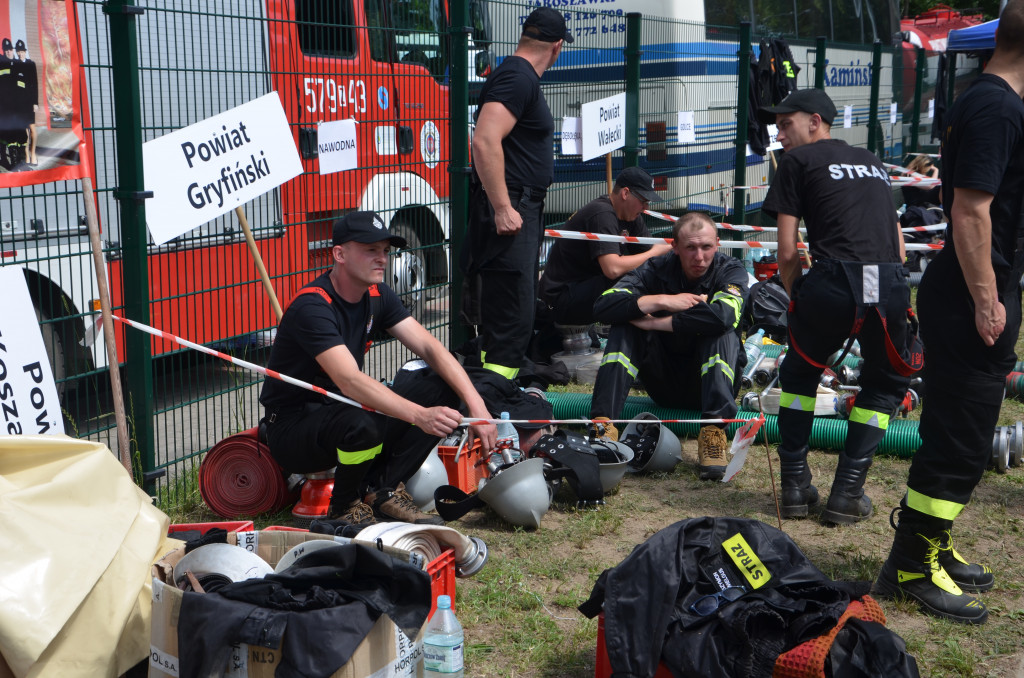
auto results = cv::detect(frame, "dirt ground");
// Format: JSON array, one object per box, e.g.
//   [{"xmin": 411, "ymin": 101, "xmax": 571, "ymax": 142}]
[{"xmin": 448, "ymin": 433, "xmax": 1024, "ymax": 678}]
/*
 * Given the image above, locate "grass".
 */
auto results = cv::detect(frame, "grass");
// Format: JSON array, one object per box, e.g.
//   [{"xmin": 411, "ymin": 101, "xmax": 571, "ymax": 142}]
[{"xmin": 160, "ymin": 350, "xmax": 1024, "ymax": 678}]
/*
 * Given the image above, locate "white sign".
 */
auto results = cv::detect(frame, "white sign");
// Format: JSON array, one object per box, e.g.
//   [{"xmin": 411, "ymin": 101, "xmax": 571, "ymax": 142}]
[
  {"xmin": 318, "ymin": 119, "xmax": 358, "ymax": 175},
  {"xmin": 143, "ymin": 93, "xmax": 303, "ymax": 246},
  {"xmin": 560, "ymin": 117, "xmax": 582, "ymax": 155},
  {"xmin": 0, "ymin": 267, "xmax": 64, "ymax": 436},
  {"xmin": 677, "ymin": 111, "xmax": 696, "ymax": 144},
  {"xmin": 581, "ymin": 92, "xmax": 626, "ymax": 162},
  {"xmin": 843, "ymin": 105, "xmax": 853, "ymax": 129},
  {"xmin": 928, "ymin": 98, "xmax": 935, "ymax": 119},
  {"xmin": 766, "ymin": 124, "xmax": 782, "ymax": 152},
  {"xmin": 890, "ymin": 102, "xmax": 898, "ymax": 125}
]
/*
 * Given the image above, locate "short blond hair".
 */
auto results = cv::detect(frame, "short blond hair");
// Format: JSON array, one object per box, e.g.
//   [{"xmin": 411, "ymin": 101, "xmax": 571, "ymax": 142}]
[{"xmin": 672, "ymin": 212, "xmax": 716, "ymax": 242}]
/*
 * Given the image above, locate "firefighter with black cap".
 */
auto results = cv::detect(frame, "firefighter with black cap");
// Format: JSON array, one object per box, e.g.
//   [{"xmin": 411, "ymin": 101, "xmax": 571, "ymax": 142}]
[
  {"xmin": 14, "ymin": 39, "xmax": 38, "ymax": 166},
  {"xmin": 759, "ymin": 89, "xmax": 919, "ymax": 527},
  {"xmin": 0, "ymin": 37, "xmax": 17, "ymax": 167},
  {"xmin": 260, "ymin": 211, "xmax": 496, "ymax": 526}
]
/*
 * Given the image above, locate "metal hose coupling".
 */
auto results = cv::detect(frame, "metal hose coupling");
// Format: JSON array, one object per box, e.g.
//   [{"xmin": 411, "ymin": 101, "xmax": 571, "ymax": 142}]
[{"xmin": 456, "ymin": 536, "xmax": 489, "ymax": 578}]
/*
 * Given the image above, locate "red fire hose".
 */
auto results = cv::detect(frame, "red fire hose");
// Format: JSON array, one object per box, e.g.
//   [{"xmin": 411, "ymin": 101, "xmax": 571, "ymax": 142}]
[{"xmin": 198, "ymin": 427, "xmax": 298, "ymax": 519}]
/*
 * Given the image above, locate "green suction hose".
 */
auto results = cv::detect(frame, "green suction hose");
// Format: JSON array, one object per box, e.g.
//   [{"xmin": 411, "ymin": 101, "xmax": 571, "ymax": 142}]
[{"xmin": 546, "ymin": 392, "xmax": 921, "ymax": 458}]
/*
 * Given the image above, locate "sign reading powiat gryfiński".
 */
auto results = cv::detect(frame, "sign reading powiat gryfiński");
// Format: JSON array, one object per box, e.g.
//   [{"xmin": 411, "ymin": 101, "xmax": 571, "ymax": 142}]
[
  {"xmin": 142, "ymin": 93, "xmax": 302, "ymax": 246},
  {"xmin": 581, "ymin": 92, "xmax": 625, "ymax": 162},
  {"xmin": 0, "ymin": 266, "xmax": 64, "ymax": 436}
]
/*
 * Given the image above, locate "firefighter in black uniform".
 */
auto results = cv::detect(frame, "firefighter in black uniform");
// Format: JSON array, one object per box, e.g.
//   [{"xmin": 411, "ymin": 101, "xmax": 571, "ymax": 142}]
[
  {"xmin": 0, "ymin": 37, "xmax": 19, "ymax": 169},
  {"xmin": 873, "ymin": 3, "xmax": 1024, "ymax": 626},
  {"xmin": 760, "ymin": 89, "xmax": 915, "ymax": 526},
  {"xmin": 260, "ymin": 212, "xmax": 495, "ymax": 525},
  {"xmin": 588, "ymin": 212, "xmax": 748, "ymax": 480},
  {"xmin": 14, "ymin": 40, "xmax": 38, "ymax": 166}
]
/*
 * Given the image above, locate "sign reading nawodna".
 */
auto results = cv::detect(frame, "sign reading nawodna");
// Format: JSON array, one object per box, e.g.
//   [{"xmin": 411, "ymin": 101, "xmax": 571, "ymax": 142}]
[
  {"xmin": 581, "ymin": 92, "xmax": 626, "ymax": 162},
  {"xmin": 142, "ymin": 92, "xmax": 303, "ymax": 246},
  {"xmin": 0, "ymin": 266, "xmax": 64, "ymax": 436}
]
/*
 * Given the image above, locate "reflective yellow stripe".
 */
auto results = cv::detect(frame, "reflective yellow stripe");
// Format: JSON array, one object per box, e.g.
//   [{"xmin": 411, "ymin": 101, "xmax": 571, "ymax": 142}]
[
  {"xmin": 906, "ymin": 488, "xmax": 965, "ymax": 521},
  {"xmin": 337, "ymin": 443, "xmax": 383, "ymax": 465},
  {"xmin": 600, "ymin": 351, "xmax": 638, "ymax": 378},
  {"xmin": 711, "ymin": 291, "xmax": 743, "ymax": 328},
  {"xmin": 779, "ymin": 391, "xmax": 815, "ymax": 412},
  {"xmin": 849, "ymin": 406, "xmax": 890, "ymax": 430},
  {"xmin": 482, "ymin": 362, "xmax": 519, "ymax": 379},
  {"xmin": 700, "ymin": 353, "xmax": 734, "ymax": 382},
  {"xmin": 601, "ymin": 287, "xmax": 633, "ymax": 296}
]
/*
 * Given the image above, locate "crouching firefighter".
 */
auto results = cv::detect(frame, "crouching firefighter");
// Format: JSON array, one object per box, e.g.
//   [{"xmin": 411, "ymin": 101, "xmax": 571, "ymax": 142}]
[
  {"xmin": 259, "ymin": 211, "xmax": 496, "ymax": 525},
  {"xmin": 587, "ymin": 212, "xmax": 748, "ymax": 481},
  {"xmin": 759, "ymin": 89, "xmax": 923, "ymax": 526}
]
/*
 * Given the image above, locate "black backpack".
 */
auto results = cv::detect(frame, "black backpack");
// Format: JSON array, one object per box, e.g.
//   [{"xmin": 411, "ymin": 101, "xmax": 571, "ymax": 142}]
[{"xmin": 742, "ymin": 274, "xmax": 789, "ymax": 343}]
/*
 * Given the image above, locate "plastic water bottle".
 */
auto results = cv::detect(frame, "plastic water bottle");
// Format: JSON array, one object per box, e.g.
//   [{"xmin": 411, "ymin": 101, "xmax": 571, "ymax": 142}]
[
  {"xmin": 422, "ymin": 595, "xmax": 464, "ymax": 678},
  {"xmin": 496, "ymin": 411, "xmax": 520, "ymax": 451},
  {"xmin": 744, "ymin": 328, "xmax": 765, "ymax": 365}
]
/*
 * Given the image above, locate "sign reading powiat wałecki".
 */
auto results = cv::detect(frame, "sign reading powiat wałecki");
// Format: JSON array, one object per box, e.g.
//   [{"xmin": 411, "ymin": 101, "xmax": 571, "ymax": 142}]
[
  {"xmin": 581, "ymin": 92, "xmax": 626, "ymax": 162},
  {"xmin": 142, "ymin": 93, "xmax": 303, "ymax": 246},
  {"xmin": 0, "ymin": 267, "xmax": 64, "ymax": 436}
]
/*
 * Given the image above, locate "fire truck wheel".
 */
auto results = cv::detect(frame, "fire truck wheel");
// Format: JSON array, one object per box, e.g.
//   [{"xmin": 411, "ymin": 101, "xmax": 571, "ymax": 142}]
[
  {"xmin": 34, "ymin": 304, "xmax": 67, "ymax": 397},
  {"xmin": 386, "ymin": 222, "xmax": 426, "ymax": 322}
]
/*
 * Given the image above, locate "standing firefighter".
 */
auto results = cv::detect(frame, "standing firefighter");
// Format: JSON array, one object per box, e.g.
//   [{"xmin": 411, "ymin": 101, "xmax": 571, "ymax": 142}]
[
  {"xmin": 587, "ymin": 212, "xmax": 748, "ymax": 480},
  {"xmin": 873, "ymin": 1, "xmax": 1024, "ymax": 625},
  {"xmin": 759, "ymin": 89, "xmax": 917, "ymax": 525}
]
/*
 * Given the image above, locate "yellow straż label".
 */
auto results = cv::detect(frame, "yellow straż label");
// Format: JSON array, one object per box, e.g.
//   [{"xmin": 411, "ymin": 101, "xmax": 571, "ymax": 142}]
[{"xmin": 722, "ymin": 533, "xmax": 772, "ymax": 589}]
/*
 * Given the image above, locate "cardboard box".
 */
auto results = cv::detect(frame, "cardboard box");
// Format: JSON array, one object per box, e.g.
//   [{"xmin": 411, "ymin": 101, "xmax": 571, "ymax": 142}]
[{"xmin": 149, "ymin": 530, "xmax": 426, "ymax": 678}]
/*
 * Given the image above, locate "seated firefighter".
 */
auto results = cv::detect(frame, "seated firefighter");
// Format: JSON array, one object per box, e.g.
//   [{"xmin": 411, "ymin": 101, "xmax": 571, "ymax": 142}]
[
  {"xmin": 587, "ymin": 212, "xmax": 749, "ymax": 480},
  {"xmin": 259, "ymin": 211, "xmax": 496, "ymax": 525},
  {"xmin": 537, "ymin": 166, "xmax": 672, "ymax": 328}
]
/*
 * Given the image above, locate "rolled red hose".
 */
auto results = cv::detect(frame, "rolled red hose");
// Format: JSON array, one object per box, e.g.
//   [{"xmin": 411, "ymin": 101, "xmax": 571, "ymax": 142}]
[
  {"xmin": 1007, "ymin": 372, "xmax": 1024, "ymax": 398},
  {"xmin": 199, "ymin": 427, "xmax": 298, "ymax": 519}
]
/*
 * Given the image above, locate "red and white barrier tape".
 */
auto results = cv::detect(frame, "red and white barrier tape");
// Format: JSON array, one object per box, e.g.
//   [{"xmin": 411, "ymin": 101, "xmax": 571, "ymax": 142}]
[
  {"xmin": 110, "ymin": 314, "xmax": 763, "ymax": 428},
  {"xmin": 544, "ymin": 228, "xmax": 944, "ymax": 251}
]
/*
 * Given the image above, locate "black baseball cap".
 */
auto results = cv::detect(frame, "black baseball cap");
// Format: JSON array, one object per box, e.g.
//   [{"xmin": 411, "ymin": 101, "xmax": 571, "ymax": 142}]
[
  {"xmin": 758, "ymin": 89, "xmax": 837, "ymax": 125},
  {"xmin": 332, "ymin": 211, "xmax": 408, "ymax": 248},
  {"xmin": 615, "ymin": 166, "xmax": 660, "ymax": 202},
  {"xmin": 522, "ymin": 7, "xmax": 574, "ymax": 44}
]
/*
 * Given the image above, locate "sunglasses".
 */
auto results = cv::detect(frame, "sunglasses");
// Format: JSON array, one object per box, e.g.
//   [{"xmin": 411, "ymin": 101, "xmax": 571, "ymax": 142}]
[{"xmin": 689, "ymin": 585, "xmax": 747, "ymax": 616}]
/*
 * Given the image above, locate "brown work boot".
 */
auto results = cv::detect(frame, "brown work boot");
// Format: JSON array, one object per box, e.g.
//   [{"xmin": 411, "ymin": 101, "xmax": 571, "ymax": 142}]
[
  {"xmin": 367, "ymin": 482, "xmax": 444, "ymax": 525},
  {"xmin": 697, "ymin": 425, "xmax": 728, "ymax": 481},
  {"xmin": 588, "ymin": 416, "xmax": 619, "ymax": 442},
  {"xmin": 326, "ymin": 499, "xmax": 377, "ymax": 526}
]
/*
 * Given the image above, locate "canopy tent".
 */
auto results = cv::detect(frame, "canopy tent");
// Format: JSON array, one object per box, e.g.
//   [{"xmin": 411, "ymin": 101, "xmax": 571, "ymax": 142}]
[{"xmin": 946, "ymin": 18, "xmax": 998, "ymax": 53}]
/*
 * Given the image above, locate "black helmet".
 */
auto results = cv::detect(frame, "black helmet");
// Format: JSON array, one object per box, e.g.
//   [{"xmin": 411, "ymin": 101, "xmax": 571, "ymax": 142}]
[
  {"xmin": 2, "ymin": 38, "xmax": 12, "ymax": 52},
  {"xmin": 15, "ymin": 39, "xmax": 26, "ymax": 52}
]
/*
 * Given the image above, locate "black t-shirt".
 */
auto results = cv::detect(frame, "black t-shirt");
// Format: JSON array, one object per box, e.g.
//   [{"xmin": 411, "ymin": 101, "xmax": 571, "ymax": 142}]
[
  {"xmin": 762, "ymin": 139, "xmax": 901, "ymax": 263},
  {"xmin": 259, "ymin": 273, "xmax": 410, "ymax": 410},
  {"xmin": 941, "ymin": 73, "xmax": 1024, "ymax": 284},
  {"xmin": 538, "ymin": 195, "xmax": 653, "ymax": 303},
  {"xmin": 473, "ymin": 55, "xmax": 553, "ymax": 190}
]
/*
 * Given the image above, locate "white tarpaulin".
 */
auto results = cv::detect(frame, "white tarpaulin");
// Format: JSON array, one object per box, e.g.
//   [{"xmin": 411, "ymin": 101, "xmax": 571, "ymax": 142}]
[{"xmin": 0, "ymin": 435, "xmax": 175, "ymax": 677}]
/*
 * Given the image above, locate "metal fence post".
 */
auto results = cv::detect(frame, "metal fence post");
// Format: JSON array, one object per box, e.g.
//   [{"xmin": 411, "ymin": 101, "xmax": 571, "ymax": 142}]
[
  {"xmin": 104, "ymin": 0, "xmax": 155, "ymax": 491},
  {"xmin": 731, "ymin": 21, "xmax": 751, "ymax": 224},
  {"xmin": 624, "ymin": 12, "xmax": 642, "ymax": 168},
  {"xmin": 814, "ymin": 36, "xmax": 826, "ymax": 90},
  {"xmin": 449, "ymin": 0, "xmax": 471, "ymax": 349},
  {"xmin": 867, "ymin": 40, "xmax": 882, "ymax": 155},
  {"xmin": 910, "ymin": 46, "xmax": 925, "ymax": 154}
]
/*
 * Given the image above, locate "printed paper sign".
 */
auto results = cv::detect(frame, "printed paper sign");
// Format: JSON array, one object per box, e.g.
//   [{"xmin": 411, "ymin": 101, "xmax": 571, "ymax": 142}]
[
  {"xmin": 677, "ymin": 111, "xmax": 696, "ymax": 143},
  {"xmin": 928, "ymin": 99, "xmax": 935, "ymax": 119},
  {"xmin": 560, "ymin": 117, "xmax": 582, "ymax": 155},
  {"xmin": 0, "ymin": 266, "xmax": 64, "ymax": 436},
  {"xmin": 143, "ymin": 92, "xmax": 303, "ymax": 246},
  {"xmin": 843, "ymin": 105, "xmax": 853, "ymax": 129},
  {"xmin": 766, "ymin": 124, "xmax": 782, "ymax": 152},
  {"xmin": 890, "ymin": 102, "xmax": 898, "ymax": 125},
  {"xmin": 581, "ymin": 92, "xmax": 626, "ymax": 162},
  {"xmin": 721, "ymin": 415, "xmax": 764, "ymax": 482},
  {"xmin": 318, "ymin": 119, "xmax": 358, "ymax": 175}
]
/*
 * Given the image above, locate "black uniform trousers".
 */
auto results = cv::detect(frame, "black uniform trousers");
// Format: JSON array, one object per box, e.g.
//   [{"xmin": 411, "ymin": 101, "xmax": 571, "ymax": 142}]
[
  {"xmin": 465, "ymin": 179, "xmax": 546, "ymax": 378},
  {"xmin": 904, "ymin": 249, "xmax": 1022, "ymax": 527},
  {"xmin": 778, "ymin": 260, "xmax": 911, "ymax": 463},
  {"xmin": 589, "ymin": 322, "xmax": 742, "ymax": 421},
  {"xmin": 263, "ymin": 367, "xmax": 458, "ymax": 506}
]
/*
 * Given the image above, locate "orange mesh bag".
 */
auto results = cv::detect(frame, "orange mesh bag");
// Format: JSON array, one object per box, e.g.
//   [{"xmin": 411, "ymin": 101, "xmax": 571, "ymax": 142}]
[{"xmin": 773, "ymin": 595, "xmax": 887, "ymax": 678}]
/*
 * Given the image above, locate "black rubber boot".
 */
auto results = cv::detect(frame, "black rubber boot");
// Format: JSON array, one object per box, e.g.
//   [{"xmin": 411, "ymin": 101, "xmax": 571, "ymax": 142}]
[
  {"xmin": 873, "ymin": 509, "xmax": 988, "ymax": 625},
  {"xmin": 938, "ymin": 529, "xmax": 994, "ymax": 593},
  {"xmin": 779, "ymin": 453, "xmax": 818, "ymax": 518},
  {"xmin": 820, "ymin": 453, "xmax": 873, "ymax": 525}
]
